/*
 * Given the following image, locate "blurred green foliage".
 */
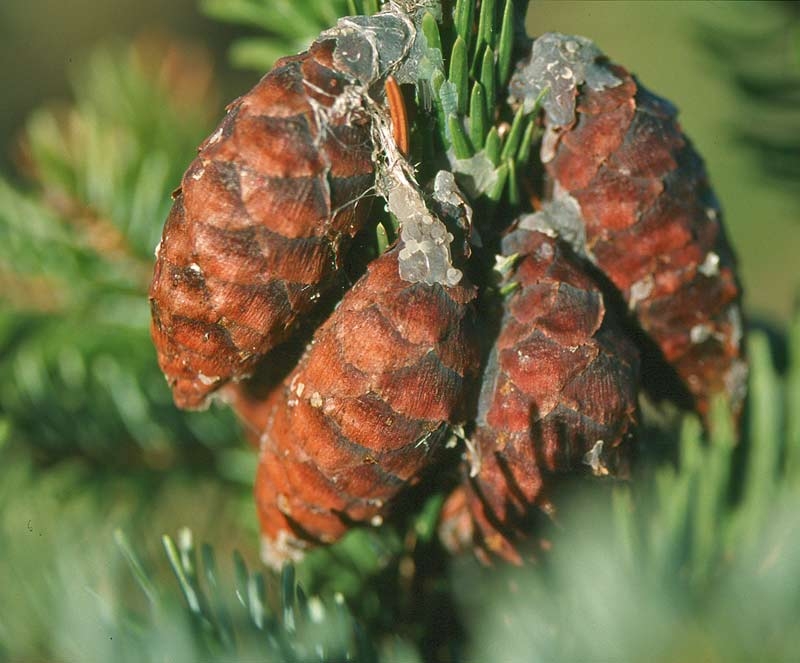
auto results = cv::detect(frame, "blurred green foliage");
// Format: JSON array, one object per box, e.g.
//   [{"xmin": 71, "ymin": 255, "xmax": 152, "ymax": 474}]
[
  {"xmin": 0, "ymin": 39, "xmax": 241, "ymax": 468},
  {"xmin": 699, "ymin": 1, "xmax": 800, "ymax": 188},
  {"xmin": 1, "ymin": 1, "xmax": 799, "ymax": 661},
  {"xmin": 0, "ymin": 0, "xmax": 250, "ymax": 178}
]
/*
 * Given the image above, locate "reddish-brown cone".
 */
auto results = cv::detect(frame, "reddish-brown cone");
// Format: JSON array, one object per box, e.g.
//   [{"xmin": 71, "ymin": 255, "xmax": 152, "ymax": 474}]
[
  {"xmin": 149, "ymin": 38, "xmax": 375, "ymax": 410},
  {"xmin": 439, "ymin": 229, "xmax": 639, "ymax": 564},
  {"xmin": 543, "ymin": 64, "xmax": 746, "ymax": 419},
  {"xmin": 255, "ymin": 247, "xmax": 480, "ymax": 568}
]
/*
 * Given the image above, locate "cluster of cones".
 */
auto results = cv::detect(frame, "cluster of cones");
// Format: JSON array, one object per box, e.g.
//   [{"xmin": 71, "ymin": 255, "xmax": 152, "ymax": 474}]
[{"xmin": 149, "ymin": 17, "xmax": 745, "ymax": 567}]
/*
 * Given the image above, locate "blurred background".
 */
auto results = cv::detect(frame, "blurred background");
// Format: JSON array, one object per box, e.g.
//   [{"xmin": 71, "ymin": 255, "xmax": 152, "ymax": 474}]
[
  {"xmin": 1, "ymin": 1, "xmax": 799, "ymax": 661},
  {"xmin": 0, "ymin": 0, "xmax": 249, "ymax": 175}
]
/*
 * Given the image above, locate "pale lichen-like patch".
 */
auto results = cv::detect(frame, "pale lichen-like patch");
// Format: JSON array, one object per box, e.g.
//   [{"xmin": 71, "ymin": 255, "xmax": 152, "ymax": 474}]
[
  {"xmin": 261, "ymin": 531, "xmax": 307, "ymax": 570},
  {"xmin": 509, "ymin": 32, "xmax": 622, "ymax": 126},
  {"xmin": 323, "ymin": 1, "xmax": 440, "ymax": 85},
  {"xmin": 629, "ymin": 276, "xmax": 655, "ymax": 310},
  {"xmin": 326, "ymin": 13, "xmax": 413, "ymax": 84},
  {"xmin": 690, "ymin": 324, "xmax": 713, "ymax": 344},
  {"xmin": 431, "ymin": 170, "xmax": 472, "ymax": 226},
  {"xmin": 725, "ymin": 359, "xmax": 749, "ymax": 412},
  {"xmin": 517, "ymin": 193, "xmax": 589, "ymax": 259},
  {"xmin": 389, "ymin": 184, "xmax": 462, "ymax": 286},
  {"xmin": 431, "ymin": 169, "xmax": 474, "ymax": 253},
  {"xmin": 727, "ymin": 305, "xmax": 744, "ymax": 351},
  {"xmin": 325, "ymin": 3, "xmax": 465, "ymax": 288},
  {"xmin": 698, "ymin": 251, "xmax": 721, "ymax": 277},
  {"xmin": 583, "ymin": 440, "xmax": 610, "ymax": 477},
  {"xmin": 197, "ymin": 373, "xmax": 219, "ymax": 386},
  {"xmin": 447, "ymin": 149, "xmax": 501, "ymax": 198}
]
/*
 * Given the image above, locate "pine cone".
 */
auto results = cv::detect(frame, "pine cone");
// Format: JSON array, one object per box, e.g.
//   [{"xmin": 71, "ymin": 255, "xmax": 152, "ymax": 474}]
[
  {"xmin": 255, "ymin": 246, "xmax": 480, "ymax": 568},
  {"xmin": 513, "ymin": 38, "xmax": 746, "ymax": 418},
  {"xmin": 147, "ymin": 19, "xmax": 749, "ymax": 569},
  {"xmin": 149, "ymin": 38, "xmax": 375, "ymax": 410},
  {"xmin": 439, "ymin": 229, "xmax": 639, "ymax": 564}
]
